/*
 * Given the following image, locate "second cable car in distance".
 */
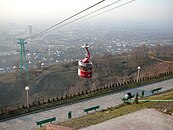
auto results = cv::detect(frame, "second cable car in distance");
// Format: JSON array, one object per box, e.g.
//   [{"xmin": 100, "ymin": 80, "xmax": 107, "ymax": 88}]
[{"xmin": 78, "ymin": 43, "xmax": 92, "ymax": 79}]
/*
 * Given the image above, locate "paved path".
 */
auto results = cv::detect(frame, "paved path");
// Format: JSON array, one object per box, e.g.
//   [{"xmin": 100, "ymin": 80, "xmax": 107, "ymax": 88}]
[
  {"xmin": 0, "ymin": 78, "xmax": 173, "ymax": 130},
  {"xmin": 80, "ymin": 108, "xmax": 173, "ymax": 130}
]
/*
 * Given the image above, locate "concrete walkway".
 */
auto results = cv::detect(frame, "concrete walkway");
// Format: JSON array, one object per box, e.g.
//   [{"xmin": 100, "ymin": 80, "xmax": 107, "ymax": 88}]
[
  {"xmin": 0, "ymin": 78, "xmax": 173, "ymax": 130},
  {"xmin": 80, "ymin": 108, "xmax": 173, "ymax": 130}
]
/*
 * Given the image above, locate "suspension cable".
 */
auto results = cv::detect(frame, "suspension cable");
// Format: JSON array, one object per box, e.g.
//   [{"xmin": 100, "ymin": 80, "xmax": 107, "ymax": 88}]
[
  {"xmin": 45, "ymin": 0, "xmax": 122, "ymax": 32},
  {"xmin": 36, "ymin": 0, "xmax": 135, "ymax": 35},
  {"xmin": 84, "ymin": 0, "xmax": 135, "ymax": 21},
  {"xmin": 26, "ymin": 0, "xmax": 105, "ymax": 39}
]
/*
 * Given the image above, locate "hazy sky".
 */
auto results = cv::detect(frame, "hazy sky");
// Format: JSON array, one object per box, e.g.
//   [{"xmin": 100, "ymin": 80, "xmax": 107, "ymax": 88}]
[{"xmin": 0, "ymin": 0, "xmax": 173, "ymax": 25}]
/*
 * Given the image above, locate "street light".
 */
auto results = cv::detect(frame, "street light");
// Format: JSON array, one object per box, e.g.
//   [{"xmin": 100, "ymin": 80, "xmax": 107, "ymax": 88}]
[
  {"xmin": 137, "ymin": 66, "xmax": 141, "ymax": 83},
  {"xmin": 25, "ymin": 86, "xmax": 30, "ymax": 109}
]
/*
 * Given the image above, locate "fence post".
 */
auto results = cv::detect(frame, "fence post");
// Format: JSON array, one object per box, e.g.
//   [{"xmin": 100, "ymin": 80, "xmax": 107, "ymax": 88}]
[
  {"xmin": 1, "ymin": 108, "xmax": 4, "ymax": 114},
  {"xmin": 68, "ymin": 111, "xmax": 72, "ymax": 119},
  {"xmin": 43, "ymin": 100, "xmax": 47, "ymax": 104},
  {"xmin": 141, "ymin": 90, "xmax": 144, "ymax": 97}
]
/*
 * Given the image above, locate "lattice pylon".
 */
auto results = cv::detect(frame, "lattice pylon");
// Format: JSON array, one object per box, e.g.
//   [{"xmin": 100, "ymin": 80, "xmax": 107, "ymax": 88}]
[{"xmin": 17, "ymin": 38, "xmax": 29, "ymax": 80}]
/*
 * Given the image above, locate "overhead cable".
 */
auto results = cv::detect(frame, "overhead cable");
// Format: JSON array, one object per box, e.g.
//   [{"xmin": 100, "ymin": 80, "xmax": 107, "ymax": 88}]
[
  {"xmin": 85, "ymin": 0, "xmax": 135, "ymax": 21},
  {"xmin": 41, "ymin": 0, "xmax": 135, "ymax": 34},
  {"xmin": 26, "ymin": 0, "xmax": 105, "ymax": 39},
  {"xmin": 45, "ymin": 0, "xmax": 122, "ymax": 33}
]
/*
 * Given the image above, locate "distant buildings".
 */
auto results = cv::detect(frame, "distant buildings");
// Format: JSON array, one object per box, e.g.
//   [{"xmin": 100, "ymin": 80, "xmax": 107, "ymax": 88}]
[{"xmin": 28, "ymin": 25, "xmax": 32, "ymax": 35}]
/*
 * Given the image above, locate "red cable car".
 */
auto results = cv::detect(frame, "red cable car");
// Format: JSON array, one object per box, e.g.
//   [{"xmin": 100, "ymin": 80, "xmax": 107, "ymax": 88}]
[{"xmin": 78, "ymin": 44, "xmax": 92, "ymax": 79}]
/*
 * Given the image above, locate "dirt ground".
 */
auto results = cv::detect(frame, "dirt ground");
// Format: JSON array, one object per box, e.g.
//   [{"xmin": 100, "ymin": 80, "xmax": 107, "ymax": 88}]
[
  {"xmin": 79, "ymin": 108, "xmax": 173, "ymax": 130},
  {"xmin": 151, "ymin": 102, "xmax": 173, "ymax": 114}
]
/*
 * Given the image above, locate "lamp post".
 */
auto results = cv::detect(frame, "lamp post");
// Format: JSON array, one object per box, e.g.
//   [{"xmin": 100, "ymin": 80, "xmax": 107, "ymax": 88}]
[
  {"xmin": 25, "ymin": 86, "xmax": 30, "ymax": 109},
  {"xmin": 137, "ymin": 66, "xmax": 141, "ymax": 83}
]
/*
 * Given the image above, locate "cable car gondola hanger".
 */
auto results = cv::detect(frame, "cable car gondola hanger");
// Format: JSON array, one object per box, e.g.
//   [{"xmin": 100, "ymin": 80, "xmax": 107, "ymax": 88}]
[{"xmin": 78, "ymin": 44, "xmax": 92, "ymax": 79}]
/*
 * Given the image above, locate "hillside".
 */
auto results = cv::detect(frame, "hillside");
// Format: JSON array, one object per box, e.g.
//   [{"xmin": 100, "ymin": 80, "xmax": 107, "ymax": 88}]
[
  {"xmin": 58, "ymin": 89, "xmax": 173, "ymax": 130},
  {"xmin": 0, "ymin": 45, "xmax": 173, "ymax": 108}
]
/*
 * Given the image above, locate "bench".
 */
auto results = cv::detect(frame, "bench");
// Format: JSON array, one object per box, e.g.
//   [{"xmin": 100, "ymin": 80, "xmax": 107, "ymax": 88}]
[
  {"xmin": 150, "ymin": 87, "xmax": 162, "ymax": 94},
  {"xmin": 36, "ymin": 117, "xmax": 56, "ymax": 127},
  {"xmin": 83, "ymin": 105, "xmax": 100, "ymax": 113}
]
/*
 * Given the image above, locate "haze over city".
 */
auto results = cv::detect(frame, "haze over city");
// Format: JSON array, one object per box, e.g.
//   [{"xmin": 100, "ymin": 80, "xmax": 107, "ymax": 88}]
[
  {"xmin": 0, "ymin": 0, "xmax": 173, "ymax": 26},
  {"xmin": 0, "ymin": 0, "xmax": 173, "ymax": 71}
]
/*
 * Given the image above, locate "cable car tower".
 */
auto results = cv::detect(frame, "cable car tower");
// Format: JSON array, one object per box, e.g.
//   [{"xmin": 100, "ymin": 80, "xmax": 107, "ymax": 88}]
[{"xmin": 17, "ymin": 38, "xmax": 29, "ymax": 80}]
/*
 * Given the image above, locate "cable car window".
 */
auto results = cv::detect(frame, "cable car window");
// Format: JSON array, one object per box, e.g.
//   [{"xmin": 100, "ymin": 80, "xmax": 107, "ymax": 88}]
[{"xmin": 79, "ymin": 66, "xmax": 92, "ymax": 71}]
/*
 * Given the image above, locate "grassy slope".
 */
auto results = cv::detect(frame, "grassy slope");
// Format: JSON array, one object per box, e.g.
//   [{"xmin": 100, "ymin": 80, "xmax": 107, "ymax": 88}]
[{"xmin": 57, "ymin": 89, "xmax": 173, "ymax": 129}]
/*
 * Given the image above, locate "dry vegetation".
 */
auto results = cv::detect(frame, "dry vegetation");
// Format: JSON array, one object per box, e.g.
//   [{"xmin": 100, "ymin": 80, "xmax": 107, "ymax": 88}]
[{"xmin": 0, "ymin": 44, "xmax": 173, "ymax": 108}]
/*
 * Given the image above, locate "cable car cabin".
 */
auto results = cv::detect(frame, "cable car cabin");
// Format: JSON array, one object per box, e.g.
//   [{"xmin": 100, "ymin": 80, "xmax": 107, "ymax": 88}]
[
  {"xmin": 78, "ymin": 44, "xmax": 92, "ymax": 79},
  {"xmin": 78, "ymin": 60, "xmax": 92, "ymax": 78}
]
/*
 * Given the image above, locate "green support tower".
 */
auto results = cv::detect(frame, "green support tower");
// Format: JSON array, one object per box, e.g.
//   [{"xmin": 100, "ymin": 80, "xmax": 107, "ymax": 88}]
[{"xmin": 17, "ymin": 38, "xmax": 29, "ymax": 80}]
